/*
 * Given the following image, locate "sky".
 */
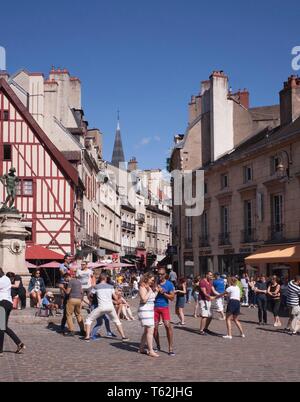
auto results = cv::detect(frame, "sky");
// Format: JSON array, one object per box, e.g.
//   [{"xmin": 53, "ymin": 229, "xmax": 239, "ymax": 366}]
[{"xmin": 1, "ymin": 0, "xmax": 300, "ymax": 170}]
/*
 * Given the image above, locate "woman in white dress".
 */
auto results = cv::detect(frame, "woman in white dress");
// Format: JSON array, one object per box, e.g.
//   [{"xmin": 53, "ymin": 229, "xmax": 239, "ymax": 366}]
[{"xmin": 138, "ymin": 272, "xmax": 159, "ymax": 357}]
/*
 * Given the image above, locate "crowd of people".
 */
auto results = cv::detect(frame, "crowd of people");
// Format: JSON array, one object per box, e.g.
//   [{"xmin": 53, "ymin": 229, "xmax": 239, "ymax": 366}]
[{"xmin": 0, "ymin": 259, "xmax": 300, "ymax": 358}]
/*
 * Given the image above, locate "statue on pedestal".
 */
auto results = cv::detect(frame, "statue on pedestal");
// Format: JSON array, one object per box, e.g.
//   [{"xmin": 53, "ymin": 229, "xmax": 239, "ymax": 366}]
[{"xmin": 0, "ymin": 167, "xmax": 20, "ymax": 213}]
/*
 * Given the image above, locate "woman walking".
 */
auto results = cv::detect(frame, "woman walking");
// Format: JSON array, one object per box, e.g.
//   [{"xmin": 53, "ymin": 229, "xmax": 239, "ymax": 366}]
[
  {"xmin": 267, "ymin": 275, "xmax": 282, "ymax": 327},
  {"xmin": 175, "ymin": 277, "xmax": 187, "ymax": 325},
  {"xmin": 217, "ymin": 276, "xmax": 245, "ymax": 339},
  {"xmin": 0, "ymin": 268, "xmax": 25, "ymax": 356},
  {"xmin": 138, "ymin": 272, "xmax": 159, "ymax": 357}
]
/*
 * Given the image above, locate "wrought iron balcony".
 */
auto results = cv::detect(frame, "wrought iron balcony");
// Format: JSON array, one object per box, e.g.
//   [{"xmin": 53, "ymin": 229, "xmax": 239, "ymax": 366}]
[
  {"xmin": 218, "ymin": 232, "xmax": 231, "ymax": 246},
  {"xmin": 121, "ymin": 221, "xmax": 136, "ymax": 231},
  {"xmin": 199, "ymin": 235, "xmax": 210, "ymax": 247},
  {"xmin": 137, "ymin": 213, "xmax": 145, "ymax": 223},
  {"xmin": 268, "ymin": 224, "xmax": 285, "ymax": 242},
  {"xmin": 241, "ymin": 228, "xmax": 257, "ymax": 243}
]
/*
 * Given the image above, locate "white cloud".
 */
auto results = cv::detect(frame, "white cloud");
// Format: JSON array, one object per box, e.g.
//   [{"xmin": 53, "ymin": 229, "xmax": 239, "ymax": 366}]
[
  {"xmin": 154, "ymin": 135, "xmax": 161, "ymax": 142},
  {"xmin": 141, "ymin": 137, "xmax": 151, "ymax": 145}
]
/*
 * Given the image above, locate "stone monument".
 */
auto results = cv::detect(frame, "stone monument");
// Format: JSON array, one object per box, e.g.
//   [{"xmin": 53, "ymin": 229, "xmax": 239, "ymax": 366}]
[{"xmin": 0, "ymin": 167, "xmax": 30, "ymax": 284}]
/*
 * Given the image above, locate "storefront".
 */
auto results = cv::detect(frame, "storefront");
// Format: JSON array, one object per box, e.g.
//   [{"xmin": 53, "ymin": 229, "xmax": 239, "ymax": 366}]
[{"xmin": 245, "ymin": 244, "xmax": 300, "ymax": 279}]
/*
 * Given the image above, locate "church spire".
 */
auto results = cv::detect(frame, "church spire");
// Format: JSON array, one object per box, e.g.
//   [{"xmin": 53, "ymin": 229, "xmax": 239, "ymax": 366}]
[{"xmin": 111, "ymin": 110, "xmax": 125, "ymax": 168}]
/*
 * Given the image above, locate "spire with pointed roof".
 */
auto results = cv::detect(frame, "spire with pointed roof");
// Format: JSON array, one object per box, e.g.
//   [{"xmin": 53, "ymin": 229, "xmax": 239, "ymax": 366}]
[{"xmin": 111, "ymin": 111, "xmax": 125, "ymax": 168}]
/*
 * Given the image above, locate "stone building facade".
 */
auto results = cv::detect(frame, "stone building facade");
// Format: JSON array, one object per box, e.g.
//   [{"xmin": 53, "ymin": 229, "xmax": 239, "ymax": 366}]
[{"xmin": 169, "ymin": 71, "xmax": 300, "ymax": 279}]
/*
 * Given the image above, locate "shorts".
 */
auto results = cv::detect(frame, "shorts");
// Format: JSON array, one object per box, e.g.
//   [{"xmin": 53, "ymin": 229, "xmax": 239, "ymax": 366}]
[
  {"xmin": 176, "ymin": 297, "xmax": 185, "ymax": 309},
  {"xmin": 193, "ymin": 291, "xmax": 199, "ymax": 302},
  {"xmin": 154, "ymin": 307, "xmax": 171, "ymax": 323},
  {"xmin": 226, "ymin": 299, "xmax": 240, "ymax": 316},
  {"xmin": 215, "ymin": 297, "xmax": 224, "ymax": 312},
  {"xmin": 199, "ymin": 300, "xmax": 212, "ymax": 318}
]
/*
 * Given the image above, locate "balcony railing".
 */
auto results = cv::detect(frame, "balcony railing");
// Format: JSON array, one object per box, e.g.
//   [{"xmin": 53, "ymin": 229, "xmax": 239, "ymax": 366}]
[
  {"xmin": 268, "ymin": 224, "xmax": 285, "ymax": 242},
  {"xmin": 121, "ymin": 221, "xmax": 136, "ymax": 231},
  {"xmin": 219, "ymin": 232, "xmax": 231, "ymax": 246},
  {"xmin": 199, "ymin": 235, "xmax": 210, "ymax": 247},
  {"xmin": 137, "ymin": 241, "xmax": 145, "ymax": 249},
  {"xmin": 241, "ymin": 228, "xmax": 257, "ymax": 243},
  {"xmin": 185, "ymin": 239, "xmax": 193, "ymax": 249},
  {"xmin": 124, "ymin": 246, "xmax": 136, "ymax": 255},
  {"xmin": 147, "ymin": 224, "xmax": 157, "ymax": 233},
  {"xmin": 137, "ymin": 213, "xmax": 145, "ymax": 223}
]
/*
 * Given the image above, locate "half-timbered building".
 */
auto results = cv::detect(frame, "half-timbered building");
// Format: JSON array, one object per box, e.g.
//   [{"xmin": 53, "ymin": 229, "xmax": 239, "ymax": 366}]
[{"xmin": 0, "ymin": 78, "xmax": 78, "ymax": 255}]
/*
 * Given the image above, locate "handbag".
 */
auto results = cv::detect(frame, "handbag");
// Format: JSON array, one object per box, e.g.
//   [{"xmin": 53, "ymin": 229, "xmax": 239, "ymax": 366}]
[{"xmin": 35, "ymin": 308, "xmax": 50, "ymax": 317}]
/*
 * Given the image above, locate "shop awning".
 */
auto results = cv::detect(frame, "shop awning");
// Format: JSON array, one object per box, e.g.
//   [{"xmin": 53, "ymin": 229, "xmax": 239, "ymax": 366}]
[
  {"xmin": 26, "ymin": 245, "xmax": 65, "ymax": 261},
  {"xmin": 245, "ymin": 244, "xmax": 300, "ymax": 264}
]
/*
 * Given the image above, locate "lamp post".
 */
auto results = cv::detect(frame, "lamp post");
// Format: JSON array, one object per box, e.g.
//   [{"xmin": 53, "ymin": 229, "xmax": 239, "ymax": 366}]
[{"xmin": 276, "ymin": 150, "xmax": 292, "ymax": 181}]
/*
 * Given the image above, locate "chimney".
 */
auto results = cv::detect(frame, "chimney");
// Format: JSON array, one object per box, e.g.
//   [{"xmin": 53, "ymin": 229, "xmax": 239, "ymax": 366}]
[
  {"xmin": 128, "ymin": 157, "xmax": 138, "ymax": 172},
  {"xmin": 280, "ymin": 75, "xmax": 300, "ymax": 125}
]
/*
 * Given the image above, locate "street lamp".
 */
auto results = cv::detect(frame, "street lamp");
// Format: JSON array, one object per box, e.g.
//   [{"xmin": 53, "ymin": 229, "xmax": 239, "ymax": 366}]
[{"xmin": 276, "ymin": 150, "xmax": 292, "ymax": 181}]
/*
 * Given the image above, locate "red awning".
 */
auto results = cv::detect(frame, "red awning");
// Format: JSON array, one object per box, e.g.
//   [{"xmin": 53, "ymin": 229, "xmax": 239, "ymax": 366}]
[
  {"xmin": 38, "ymin": 261, "xmax": 61, "ymax": 269},
  {"xmin": 26, "ymin": 245, "xmax": 65, "ymax": 261}
]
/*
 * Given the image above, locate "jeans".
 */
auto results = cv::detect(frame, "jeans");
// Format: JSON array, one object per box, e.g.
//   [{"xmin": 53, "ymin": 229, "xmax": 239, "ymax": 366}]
[
  {"xmin": 91, "ymin": 314, "xmax": 112, "ymax": 337},
  {"xmin": 257, "ymin": 297, "xmax": 267, "ymax": 323},
  {"xmin": 242, "ymin": 288, "xmax": 249, "ymax": 305},
  {"xmin": 186, "ymin": 288, "xmax": 193, "ymax": 303},
  {"xmin": 249, "ymin": 290, "xmax": 256, "ymax": 305},
  {"xmin": 0, "ymin": 300, "xmax": 22, "ymax": 353}
]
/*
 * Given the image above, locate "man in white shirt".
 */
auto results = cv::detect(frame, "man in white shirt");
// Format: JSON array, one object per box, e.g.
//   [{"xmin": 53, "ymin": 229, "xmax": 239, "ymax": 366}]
[
  {"xmin": 0, "ymin": 268, "xmax": 25, "ymax": 356},
  {"xmin": 84, "ymin": 272, "xmax": 129, "ymax": 342}
]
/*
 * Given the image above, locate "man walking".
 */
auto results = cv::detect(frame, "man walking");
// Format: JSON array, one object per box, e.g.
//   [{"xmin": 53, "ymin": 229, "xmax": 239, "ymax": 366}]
[
  {"xmin": 153, "ymin": 267, "xmax": 175, "ymax": 356},
  {"xmin": 199, "ymin": 271, "xmax": 218, "ymax": 335}
]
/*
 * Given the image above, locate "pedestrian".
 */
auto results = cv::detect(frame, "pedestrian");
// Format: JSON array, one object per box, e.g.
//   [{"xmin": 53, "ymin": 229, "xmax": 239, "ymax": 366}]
[
  {"xmin": 59, "ymin": 272, "xmax": 70, "ymax": 334},
  {"xmin": 76, "ymin": 260, "xmax": 95, "ymax": 308},
  {"xmin": 248, "ymin": 276, "xmax": 257, "ymax": 308},
  {"xmin": 64, "ymin": 275, "xmax": 85, "ymax": 337},
  {"xmin": 285, "ymin": 275, "xmax": 300, "ymax": 335},
  {"xmin": 254, "ymin": 275, "xmax": 268, "ymax": 325},
  {"xmin": 213, "ymin": 273, "xmax": 226, "ymax": 320},
  {"xmin": 59, "ymin": 255, "xmax": 71, "ymax": 278},
  {"xmin": 241, "ymin": 273, "xmax": 249, "ymax": 306},
  {"xmin": 267, "ymin": 275, "xmax": 282, "ymax": 327},
  {"xmin": 192, "ymin": 276, "xmax": 201, "ymax": 318},
  {"xmin": 138, "ymin": 272, "xmax": 159, "ymax": 357},
  {"xmin": 6, "ymin": 272, "xmax": 27, "ymax": 310},
  {"xmin": 131, "ymin": 276, "xmax": 139, "ymax": 299},
  {"xmin": 84, "ymin": 272, "xmax": 129, "ymax": 342},
  {"xmin": 186, "ymin": 275, "xmax": 193, "ymax": 303},
  {"xmin": 199, "ymin": 271, "xmax": 218, "ymax": 335},
  {"xmin": 28, "ymin": 270, "xmax": 46, "ymax": 308},
  {"xmin": 153, "ymin": 266, "xmax": 175, "ymax": 356},
  {"xmin": 0, "ymin": 268, "xmax": 26, "ymax": 356},
  {"xmin": 218, "ymin": 276, "xmax": 245, "ymax": 339},
  {"xmin": 168, "ymin": 267, "xmax": 177, "ymax": 288},
  {"xmin": 175, "ymin": 277, "xmax": 187, "ymax": 325}
]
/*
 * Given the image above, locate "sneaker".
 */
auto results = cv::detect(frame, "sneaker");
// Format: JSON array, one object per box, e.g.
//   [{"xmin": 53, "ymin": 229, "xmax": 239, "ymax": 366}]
[
  {"xmin": 15, "ymin": 343, "xmax": 26, "ymax": 354},
  {"xmin": 91, "ymin": 335, "xmax": 101, "ymax": 341},
  {"xmin": 222, "ymin": 335, "xmax": 232, "ymax": 339},
  {"xmin": 168, "ymin": 351, "xmax": 176, "ymax": 357},
  {"xmin": 240, "ymin": 334, "xmax": 246, "ymax": 338},
  {"xmin": 199, "ymin": 331, "xmax": 208, "ymax": 336},
  {"xmin": 291, "ymin": 331, "xmax": 297, "ymax": 336},
  {"xmin": 122, "ymin": 337, "xmax": 129, "ymax": 342},
  {"xmin": 153, "ymin": 346, "xmax": 161, "ymax": 352},
  {"xmin": 106, "ymin": 332, "xmax": 117, "ymax": 338}
]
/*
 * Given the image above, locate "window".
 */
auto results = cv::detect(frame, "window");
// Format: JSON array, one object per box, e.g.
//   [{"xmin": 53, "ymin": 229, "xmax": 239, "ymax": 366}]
[
  {"xmin": 221, "ymin": 173, "xmax": 229, "ymax": 189},
  {"xmin": 221, "ymin": 206, "xmax": 229, "ymax": 234},
  {"xmin": 244, "ymin": 200, "xmax": 252, "ymax": 232},
  {"xmin": 3, "ymin": 144, "xmax": 11, "ymax": 161},
  {"xmin": 270, "ymin": 156, "xmax": 280, "ymax": 175},
  {"xmin": 243, "ymin": 165, "xmax": 252, "ymax": 183},
  {"xmin": 272, "ymin": 194, "xmax": 283, "ymax": 229},
  {"xmin": 16, "ymin": 179, "xmax": 33, "ymax": 196},
  {"xmin": 0, "ymin": 110, "xmax": 9, "ymax": 121}
]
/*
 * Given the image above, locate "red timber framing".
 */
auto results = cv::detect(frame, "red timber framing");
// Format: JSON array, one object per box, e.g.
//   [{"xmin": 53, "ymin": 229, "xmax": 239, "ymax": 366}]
[{"xmin": 0, "ymin": 78, "xmax": 78, "ymax": 255}]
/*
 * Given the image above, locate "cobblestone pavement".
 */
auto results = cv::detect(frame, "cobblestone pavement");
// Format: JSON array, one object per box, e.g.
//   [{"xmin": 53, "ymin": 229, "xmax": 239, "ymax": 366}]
[{"xmin": 0, "ymin": 301, "xmax": 299, "ymax": 382}]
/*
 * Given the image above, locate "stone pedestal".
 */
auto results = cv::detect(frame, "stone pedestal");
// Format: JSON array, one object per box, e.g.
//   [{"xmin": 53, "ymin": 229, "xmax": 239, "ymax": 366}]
[{"xmin": 0, "ymin": 212, "xmax": 30, "ymax": 286}]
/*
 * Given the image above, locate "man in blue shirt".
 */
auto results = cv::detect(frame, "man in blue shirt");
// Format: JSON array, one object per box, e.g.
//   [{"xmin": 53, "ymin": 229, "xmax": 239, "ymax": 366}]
[
  {"xmin": 154, "ymin": 267, "xmax": 175, "ymax": 356},
  {"xmin": 213, "ymin": 273, "xmax": 225, "ymax": 320}
]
